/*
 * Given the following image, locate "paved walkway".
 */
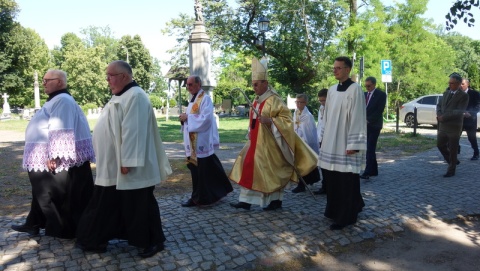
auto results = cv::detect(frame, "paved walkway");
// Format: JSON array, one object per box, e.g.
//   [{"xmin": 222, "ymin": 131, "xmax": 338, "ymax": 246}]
[{"xmin": 0, "ymin": 128, "xmax": 479, "ymax": 270}]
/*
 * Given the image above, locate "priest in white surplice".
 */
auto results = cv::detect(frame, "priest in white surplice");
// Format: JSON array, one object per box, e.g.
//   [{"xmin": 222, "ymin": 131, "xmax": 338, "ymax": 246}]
[
  {"xmin": 291, "ymin": 93, "xmax": 321, "ymax": 193},
  {"xmin": 178, "ymin": 75, "xmax": 233, "ymax": 207},
  {"xmin": 319, "ymin": 56, "xmax": 366, "ymax": 230},
  {"xmin": 11, "ymin": 69, "xmax": 94, "ymax": 239},
  {"xmin": 76, "ymin": 61, "xmax": 172, "ymax": 258}
]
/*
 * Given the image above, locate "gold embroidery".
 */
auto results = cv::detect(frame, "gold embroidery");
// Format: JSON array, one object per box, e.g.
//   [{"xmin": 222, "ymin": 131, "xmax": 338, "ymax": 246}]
[{"xmin": 188, "ymin": 91, "xmax": 205, "ymax": 165}]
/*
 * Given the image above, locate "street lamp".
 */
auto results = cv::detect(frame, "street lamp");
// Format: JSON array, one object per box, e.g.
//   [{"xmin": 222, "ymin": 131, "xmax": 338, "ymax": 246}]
[
  {"xmin": 256, "ymin": 16, "xmax": 270, "ymax": 56},
  {"xmin": 121, "ymin": 45, "xmax": 129, "ymax": 63}
]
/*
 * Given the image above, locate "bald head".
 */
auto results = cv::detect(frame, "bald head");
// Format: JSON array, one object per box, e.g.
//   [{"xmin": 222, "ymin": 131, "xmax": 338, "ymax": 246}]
[
  {"xmin": 106, "ymin": 60, "xmax": 134, "ymax": 94},
  {"xmin": 43, "ymin": 69, "xmax": 67, "ymax": 95}
]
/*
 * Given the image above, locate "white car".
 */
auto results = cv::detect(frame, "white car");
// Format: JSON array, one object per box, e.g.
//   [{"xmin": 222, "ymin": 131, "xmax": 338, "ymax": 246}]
[{"xmin": 399, "ymin": 94, "xmax": 480, "ymax": 129}]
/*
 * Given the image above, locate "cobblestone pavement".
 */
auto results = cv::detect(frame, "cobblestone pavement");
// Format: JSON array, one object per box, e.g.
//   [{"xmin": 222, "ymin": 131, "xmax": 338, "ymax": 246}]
[{"xmin": 1, "ymin": 128, "xmax": 479, "ymax": 270}]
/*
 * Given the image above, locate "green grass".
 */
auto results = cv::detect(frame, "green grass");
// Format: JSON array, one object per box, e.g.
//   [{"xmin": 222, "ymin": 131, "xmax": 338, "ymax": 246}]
[
  {"xmin": 1, "ymin": 116, "xmax": 435, "ymax": 151},
  {"xmin": 0, "ymin": 116, "xmax": 29, "ymax": 132},
  {"xmin": 1, "ymin": 115, "xmax": 250, "ymax": 143},
  {"xmin": 0, "ymin": 117, "xmax": 98, "ymax": 133},
  {"xmin": 156, "ymin": 116, "xmax": 249, "ymax": 143},
  {"xmin": 377, "ymin": 132, "xmax": 436, "ymax": 154}
]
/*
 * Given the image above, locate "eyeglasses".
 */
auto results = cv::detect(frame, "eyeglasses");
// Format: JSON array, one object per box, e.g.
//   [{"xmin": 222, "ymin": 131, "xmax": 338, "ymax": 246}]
[
  {"xmin": 332, "ymin": 67, "xmax": 347, "ymax": 71},
  {"xmin": 42, "ymin": 78, "xmax": 59, "ymax": 84},
  {"xmin": 295, "ymin": 101, "xmax": 306, "ymax": 104},
  {"xmin": 186, "ymin": 83, "xmax": 195, "ymax": 86},
  {"xmin": 106, "ymin": 73, "xmax": 123, "ymax": 80},
  {"xmin": 364, "ymin": 84, "xmax": 373, "ymax": 88}
]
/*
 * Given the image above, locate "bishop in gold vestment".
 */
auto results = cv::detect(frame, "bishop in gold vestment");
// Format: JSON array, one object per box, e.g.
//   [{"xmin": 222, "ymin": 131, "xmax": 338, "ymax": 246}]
[{"xmin": 229, "ymin": 57, "xmax": 318, "ymax": 211}]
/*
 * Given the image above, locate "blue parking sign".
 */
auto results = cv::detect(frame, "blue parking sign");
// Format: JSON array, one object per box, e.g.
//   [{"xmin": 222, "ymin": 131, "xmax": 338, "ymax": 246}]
[
  {"xmin": 381, "ymin": 60, "xmax": 392, "ymax": 83},
  {"xmin": 381, "ymin": 60, "xmax": 392, "ymax": 75}
]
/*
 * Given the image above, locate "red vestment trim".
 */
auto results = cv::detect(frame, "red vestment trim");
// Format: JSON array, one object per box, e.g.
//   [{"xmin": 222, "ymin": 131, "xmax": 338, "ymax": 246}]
[{"xmin": 238, "ymin": 100, "xmax": 266, "ymax": 188}]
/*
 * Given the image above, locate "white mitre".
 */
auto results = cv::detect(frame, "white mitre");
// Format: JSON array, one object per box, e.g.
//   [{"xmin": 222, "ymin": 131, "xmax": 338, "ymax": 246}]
[{"xmin": 252, "ymin": 56, "xmax": 268, "ymax": 81}]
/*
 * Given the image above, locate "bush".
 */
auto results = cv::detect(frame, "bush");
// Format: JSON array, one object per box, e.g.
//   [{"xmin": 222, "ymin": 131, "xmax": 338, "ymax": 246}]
[{"xmin": 149, "ymin": 96, "xmax": 162, "ymax": 109}]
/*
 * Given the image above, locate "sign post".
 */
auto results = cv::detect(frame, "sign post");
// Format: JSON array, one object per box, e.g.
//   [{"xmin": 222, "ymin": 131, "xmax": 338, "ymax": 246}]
[{"xmin": 381, "ymin": 60, "xmax": 392, "ymax": 120}]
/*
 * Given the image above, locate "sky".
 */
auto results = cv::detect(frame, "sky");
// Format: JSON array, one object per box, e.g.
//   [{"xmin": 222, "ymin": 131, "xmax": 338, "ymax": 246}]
[{"xmin": 14, "ymin": 0, "xmax": 480, "ymax": 70}]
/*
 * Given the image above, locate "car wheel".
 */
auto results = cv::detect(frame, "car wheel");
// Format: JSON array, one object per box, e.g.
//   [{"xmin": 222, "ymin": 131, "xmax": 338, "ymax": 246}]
[{"xmin": 405, "ymin": 113, "xmax": 415, "ymax": 127}]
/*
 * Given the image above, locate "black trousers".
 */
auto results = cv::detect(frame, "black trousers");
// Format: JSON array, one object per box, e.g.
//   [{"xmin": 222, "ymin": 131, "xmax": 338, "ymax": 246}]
[
  {"xmin": 76, "ymin": 185, "xmax": 166, "ymax": 249},
  {"xmin": 364, "ymin": 125, "xmax": 382, "ymax": 175},
  {"xmin": 323, "ymin": 169, "xmax": 365, "ymax": 226},
  {"xmin": 26, "ymin": 161, "xmax": 93, "ymax": 238},
  {"xmin": 187, "ymin": 154, "xmax": 233, "ymax": 205}
]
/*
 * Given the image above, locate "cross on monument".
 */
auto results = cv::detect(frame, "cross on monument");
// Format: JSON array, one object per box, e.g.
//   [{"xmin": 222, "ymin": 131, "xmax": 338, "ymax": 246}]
[
  {"xmin": 2, "ymin": 93, "xmax": 8, "ymax": 103},
  {"xmin": 2, "ymin": 92, "xmax": 11, "ymax": 116}
]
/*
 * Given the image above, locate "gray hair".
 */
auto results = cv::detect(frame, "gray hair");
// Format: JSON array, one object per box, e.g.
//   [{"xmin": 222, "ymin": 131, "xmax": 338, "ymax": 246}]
[
  {"xmin": 110, "ymin": 60, "xmax": 133, "ymax": 77},
  {"xmin": 296, "ymin": 93, "xmax": 309, "ymax": 102},
  {"xmin": 47, "ymin": 69, "xmax": 67, "ymax": 87}
]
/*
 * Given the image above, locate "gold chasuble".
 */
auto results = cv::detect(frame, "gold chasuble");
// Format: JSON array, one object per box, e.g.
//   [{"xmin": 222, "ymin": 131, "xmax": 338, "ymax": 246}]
[{"xmin": 229, "ymin": 90, "xmax": 318, "ymax": 193}]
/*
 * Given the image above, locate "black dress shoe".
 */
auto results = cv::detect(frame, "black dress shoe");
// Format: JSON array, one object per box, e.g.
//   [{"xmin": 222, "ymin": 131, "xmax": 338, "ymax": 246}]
[
  {"xmin": 263, "ymin": 200, "xmax": 282, "ymax": 211},
  {"xmin": 181, "ymin": 199, "xmax": 196, "ymax": 207},
  {"xmin": 11, "ymin": 224, "xmax": 39, "ymax": 235},
  {"xmin": 359, "ymin": 174, "xmax": 370, "ymax": 180},
  {"xmin": 291, "ymin": 186, "xmax": 305, "ymax": 193},
  {"xmin": 138, "ymin": 243, "xmax": 164, "ymax": 258},
  {"xmin": 313, "ymin": 187, "xmax": 326, "ymax": 195},
  {"xmin": 329, "ymin": 223, "xmax": 346, "ymax": 230},
  {"xmin": 230, "ymin": 202, "xmax": 251, "ymax": 210},
  {"xmin": 443, "ymin": 172, "xmax": 455, "ymax": 177},
  {"xmin": 471, "ymin": 155, "xmax": 479, "ymax": 161}
]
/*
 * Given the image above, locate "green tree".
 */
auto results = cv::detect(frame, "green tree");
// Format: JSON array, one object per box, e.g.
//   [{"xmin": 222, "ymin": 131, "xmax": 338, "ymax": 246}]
[
  {"xmin": 213, "ymin": 52, "xmax": 251, "ymax": 105},
  {"xmin": 441, "ymin": 33, "xmax": 480, "ymax": 81},
  {"xmin": 386, "ymin": 0, "xmax": 456, "ymax": 111},
  {"xmin": 340, "ymin": 0, "xmax": 456, "ymax": 115},
  {"xmin": 149, "ymin": 95, "xmax": 162, "ymax": 109},
  {"xmin": 1, "ymin": 0, "xmax": 49, "ymax": 106},
  {"xmin": 54, "ymin": 32, "xmax": 109, "ymax": 106},
  {"xmin": 1, "ymin": 22, "xmax": 50, "ymax": 106},
  {"xmin": 149, "ymin": 58, "xmax": 168, "ymax": 97},
  {"xmin": 161, "ymin": 13, "xmax": 194, "ymax": 68},
  {"xmin": 80, "ymin": 25, "xmax": 119, "ymax": 63},
  {"xmin": 163, "ymin": 0, "xmax": 346, "ymax": 95},
  {"xmin": 9, "ymin": 27, "xmax": 50, "ymax": 106},
  {"xmin": 466, "ymin": 62, "xmax": 480, "ymax": 89},
  {"xmin": 118, "ymin": 35, "xmax": 153, "ymax": 91}
]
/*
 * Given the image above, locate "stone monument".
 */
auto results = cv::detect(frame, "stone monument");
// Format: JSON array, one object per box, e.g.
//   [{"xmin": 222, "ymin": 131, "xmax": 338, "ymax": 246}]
[
  {"xmin": 2, "ymin": 93, "xmax": 11, "ymax": 118},
  {"xmin": 188, "ymin": 0, "xmax": 215, "ymax": 96},
  {"xmin": 34, "ymin": 71, "xmax": 41, "ymax": 110},
  {"xmin": 189, "ymin": 0, "xmax": 219, "ymax": 126}
]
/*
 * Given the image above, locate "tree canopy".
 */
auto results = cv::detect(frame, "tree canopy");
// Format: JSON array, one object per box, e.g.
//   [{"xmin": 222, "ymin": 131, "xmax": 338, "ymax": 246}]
[{"xmin": 2, "ymin": 0, "xmax": 480, "ymax": 117}]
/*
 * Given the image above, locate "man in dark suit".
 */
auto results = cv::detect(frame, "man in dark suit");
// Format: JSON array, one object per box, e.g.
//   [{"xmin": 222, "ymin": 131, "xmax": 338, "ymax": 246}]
[
  {"xmin": 437, "ymin": 73, "xmax": 469, "ymax": 177},
  {"xmin": 460, "ymin": 78, "xmax": 480, "ymax": 160},
  {"xmin": 360, "ymin": 76, "xmax": 386, "ymax": 180}
]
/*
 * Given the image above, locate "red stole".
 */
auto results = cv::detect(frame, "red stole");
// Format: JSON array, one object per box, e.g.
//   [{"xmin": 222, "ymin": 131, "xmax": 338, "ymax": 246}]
[{"xmin": 238, "ymin": 100, "xmax": 265, "ymax": 189}]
